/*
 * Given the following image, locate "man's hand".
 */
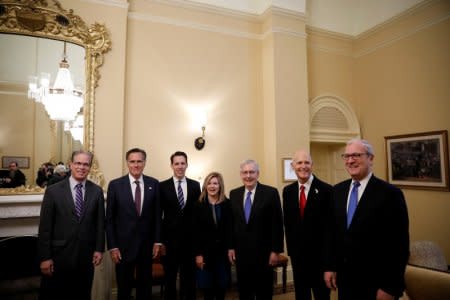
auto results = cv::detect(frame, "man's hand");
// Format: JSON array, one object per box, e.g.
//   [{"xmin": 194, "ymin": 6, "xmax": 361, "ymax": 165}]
[
  {"xmin": 376, "ymin": 289, "xmax": 395, "ymax": 300},
  {"xmin": 324, "ymin": 271, "xmax": 337, "ymax": 290},
  {"xmin": 110, "ymin": 248, "xmax": 122, "ymax": 264},
  {"xmin": 153, "ymin": 244, "xmax": 161, "ymax": 259},
  {"xmin": 92, "ymin": 251, "xmax": 103, "ymax": 266},
  {"xmin": 228, "ymin": 249, "xmax": 236, "ymax": 264},
  {"xmin": 268, "ymin": 252, "xmax": 279, "ymax": 266},
  {"xmin": 40, "ymin": 259, "xmax": 54, "ymax": 276},
  {"xmin": 195, "ymin": 255, "xmax": 205, "ymax": 269}
]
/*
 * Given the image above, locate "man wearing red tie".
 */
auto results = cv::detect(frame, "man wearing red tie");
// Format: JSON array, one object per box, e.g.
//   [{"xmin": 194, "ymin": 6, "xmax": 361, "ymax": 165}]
[{"xmin": 282, "ymin": 150, "xmax": 333, "ymax": 300}]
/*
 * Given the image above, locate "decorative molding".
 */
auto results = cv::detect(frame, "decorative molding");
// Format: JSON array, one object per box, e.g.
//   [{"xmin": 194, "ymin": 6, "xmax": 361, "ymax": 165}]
[
  {"xmin": 128, "ymin": 12, "xmax": 261, "ymax": 40},
  {"xmin": 129, "ymin": 4, "xmax": 306, "ymax": 41},
  {"xmin": 147, "ymin": 0, "xmax": 262, "ymax": 21},
  {"xmin": 82, "ymin": 0, "xmax": 129, "ymax": 9},
  {"xmin": 310, "ymin": 95, "xmax": 360, "ymax": 143},
  {"xmin": 354, "ymin": 13, "xmax": 450, "ymax": 58},
  {"xmin": 307, "ymin": 43, "xmax": 353, "ymax": 58}
]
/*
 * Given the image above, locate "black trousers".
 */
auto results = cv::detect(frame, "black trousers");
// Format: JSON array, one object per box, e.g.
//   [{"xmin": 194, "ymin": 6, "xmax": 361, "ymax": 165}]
[
  {"xmin": 163, "ymin": 247, "xmax": 196, "ymax": 300},
  {"xmin": 115, "ymin": 250, "xmax": 152, "ymax": 300},
  {"xmin": 290, "ymin": 257, "xmax": 330, "ymax": 300}
]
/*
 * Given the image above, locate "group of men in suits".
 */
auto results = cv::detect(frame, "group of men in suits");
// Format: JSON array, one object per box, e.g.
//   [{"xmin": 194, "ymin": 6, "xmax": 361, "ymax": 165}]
[{"xmin": 37, "ymin": 138, "xmax": 409, "ymax": 300}]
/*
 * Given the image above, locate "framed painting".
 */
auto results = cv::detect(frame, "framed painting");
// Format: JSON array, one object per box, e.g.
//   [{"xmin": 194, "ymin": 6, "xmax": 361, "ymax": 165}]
[
  {"xmin": 282, "ymin": 158, "xmax": 297, "ymax": 182},
  {"xmin": 385, "ymin": 130, "xmax": 449, "ymax": 191},
  {"xmin": 2, "ymin": 156, "xmax": 30, "ymax": 169}
]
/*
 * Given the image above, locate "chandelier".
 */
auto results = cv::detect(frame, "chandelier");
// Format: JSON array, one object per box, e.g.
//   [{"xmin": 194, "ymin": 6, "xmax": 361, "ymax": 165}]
[
  {"xmin": 28, "ymin": 42, "xmax": 83, "ymax": 121},
  {"xmin": 64, "ymin": 114, "xmax": 84, "ymax": 143}
]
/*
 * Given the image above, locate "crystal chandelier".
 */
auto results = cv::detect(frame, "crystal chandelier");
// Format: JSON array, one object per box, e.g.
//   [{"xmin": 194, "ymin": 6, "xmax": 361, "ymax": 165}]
[{"xmin": 28, "ymin": 42, "xmax": 83, "ymax": 121}]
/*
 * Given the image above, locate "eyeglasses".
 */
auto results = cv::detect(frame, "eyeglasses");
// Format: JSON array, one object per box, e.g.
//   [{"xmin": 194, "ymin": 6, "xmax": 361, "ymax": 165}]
[
  {"xmin": 341, "ymin": 153, "xmax": 369, "ymax": 160},
  {"xmin": 128, "ymin": 160, "xmax": 145, "ymax": 165},
  {"xmin": 73, "ymin": 161, "xmax": 91, "ymax": 168},
  {"xmin": 241, "ymin": 170, "xmax": 257, "ymax": 175}
]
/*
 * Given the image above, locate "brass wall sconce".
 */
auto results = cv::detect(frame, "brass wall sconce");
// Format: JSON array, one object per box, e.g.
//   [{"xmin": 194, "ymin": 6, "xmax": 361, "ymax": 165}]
[{"xmin": 194, "ymin": 111, "xmax": 207, "ymax": 150}]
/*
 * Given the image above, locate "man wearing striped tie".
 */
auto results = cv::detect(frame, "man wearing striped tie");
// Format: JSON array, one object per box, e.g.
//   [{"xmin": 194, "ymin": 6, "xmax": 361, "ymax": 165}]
[
  {"xmin": 38, "ymin": 150, "xmax": 105, "ymax": 300},
  {"xmin": 160, "ymin": 151, "xmax": 201, "ymax": 300}
]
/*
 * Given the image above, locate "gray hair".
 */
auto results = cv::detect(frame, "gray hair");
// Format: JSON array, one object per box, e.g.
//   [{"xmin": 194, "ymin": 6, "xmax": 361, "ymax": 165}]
[
  {"xmin": 240, "ymin": 159, "xmax": 259, "ymax": 172},
  {"xmin": 347, "ymin": 138, "xmax": 374, "ymax": 156},
  {"xmin": 71, "ymin": 150, "xmax": 94, "ymax": 166}
]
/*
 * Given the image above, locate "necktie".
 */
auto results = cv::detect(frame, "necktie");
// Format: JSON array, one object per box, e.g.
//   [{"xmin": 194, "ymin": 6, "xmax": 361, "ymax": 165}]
[
  {"xmin": 299, "ymin": 185, "xmax": 306, "ymax": 218},
  {"xmin": 75, "ymin": 183, "xmax": 83, "ymax": 219},
  {"xmin": 347, "ymin": 181, "xmax": 360, "ymax": 228},
  {"xmin": 135, "ymin": 180, "xmax": 141, "ymax": 215},
  {"xmin": 177, "ymin": 180, "xmax": 184, "ymax": 209},
  {"xmin": 244, "ymin": 191, "xmax": 252, "ymax": 223}
]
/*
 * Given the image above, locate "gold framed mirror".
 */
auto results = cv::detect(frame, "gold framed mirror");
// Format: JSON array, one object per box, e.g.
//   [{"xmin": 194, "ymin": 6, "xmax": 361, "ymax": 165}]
[{"xmin": 0, "ymin": 0, "xmax": 111, "ymax": 194}]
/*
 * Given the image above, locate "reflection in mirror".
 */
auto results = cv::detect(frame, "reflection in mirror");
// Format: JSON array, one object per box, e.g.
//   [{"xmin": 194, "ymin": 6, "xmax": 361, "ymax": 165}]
[
  {"xmin": 0, "ymin": 0, "xmax": 111, "ymax": 194},
  {"xmin": 0, "ymin": 34, "xmax": 85, "ymax": 188}
]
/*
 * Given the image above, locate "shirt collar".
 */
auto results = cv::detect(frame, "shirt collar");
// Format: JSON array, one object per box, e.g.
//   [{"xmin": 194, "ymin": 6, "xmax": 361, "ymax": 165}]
[{"xmin": 129, "ymin": 174, "xmax": 143, "ymax": 184}]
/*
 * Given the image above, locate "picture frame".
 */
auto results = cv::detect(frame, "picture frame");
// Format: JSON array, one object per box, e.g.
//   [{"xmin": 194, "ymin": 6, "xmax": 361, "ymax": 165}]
[
  {"xmin": 385, "ymin": 130, "xmax": 449, "ymax": 191},
  {"xmin": 2, "ymin": 156, "xmax": 30, "ymax": 169},
  {"xmin": 282, "ymin": 158, "xmax": 297, "ymax": 182}
]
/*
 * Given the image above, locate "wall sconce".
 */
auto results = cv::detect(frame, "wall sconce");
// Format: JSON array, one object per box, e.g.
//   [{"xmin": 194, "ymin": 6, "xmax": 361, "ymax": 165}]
[{"xmin": 194, "ymin": 111, "xmax": 207, "ymax": 150}]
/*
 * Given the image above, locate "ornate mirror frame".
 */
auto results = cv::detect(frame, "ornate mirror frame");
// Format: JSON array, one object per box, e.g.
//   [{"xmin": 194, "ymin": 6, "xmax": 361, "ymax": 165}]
[{"xmin": 0, "ymin": 0, "xmax": 111, "ymax": 194}]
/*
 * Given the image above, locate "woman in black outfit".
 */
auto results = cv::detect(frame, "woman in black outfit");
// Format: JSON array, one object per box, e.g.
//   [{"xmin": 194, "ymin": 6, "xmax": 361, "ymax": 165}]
[{"xmin": 193, "ymin": 172, "xmax": 232, "ymax": 300}]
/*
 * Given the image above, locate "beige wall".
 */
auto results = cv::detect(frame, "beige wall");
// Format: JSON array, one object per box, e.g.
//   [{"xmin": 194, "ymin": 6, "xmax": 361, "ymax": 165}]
[{"xmin": 308, "ymin": 0, "xmax": 450, "ymax": 260}]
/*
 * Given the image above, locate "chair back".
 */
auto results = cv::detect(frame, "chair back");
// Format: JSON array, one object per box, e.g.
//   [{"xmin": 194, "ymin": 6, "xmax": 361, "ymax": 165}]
[{"xmin": 409, "ymin": 240, "xmax": 448, "ymax": 271}]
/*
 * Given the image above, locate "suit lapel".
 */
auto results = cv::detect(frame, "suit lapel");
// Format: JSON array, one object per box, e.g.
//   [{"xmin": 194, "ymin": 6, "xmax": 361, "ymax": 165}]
[
  {"xmin": 61, "ymin": 179, "xmax": 77, "ymax": 219},
  {"xmin": 350, "ymin": 176, "xmax": 376, "ymax": 228}
]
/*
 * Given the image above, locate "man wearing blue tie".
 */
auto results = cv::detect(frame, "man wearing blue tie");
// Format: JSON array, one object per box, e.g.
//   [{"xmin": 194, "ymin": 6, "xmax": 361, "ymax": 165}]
[
  {"xmin": 228, "ymin": 159, "xmax": 284, "ymax": 299},
  {"xmin": 324, "ymin": 139, "xmax": 409, "ymax": 300}
]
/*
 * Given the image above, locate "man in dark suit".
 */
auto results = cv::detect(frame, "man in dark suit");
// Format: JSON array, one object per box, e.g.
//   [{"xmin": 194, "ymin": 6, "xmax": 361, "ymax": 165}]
[
  {"xmin": 106, "ymin": 148, "xmax": 162, "ymax": 300},
  {"xmin": 160, "ymin": 151, "xmax": 201, "ymax": 300},
  {"xmin": 228, "ymin": 159, "xmax": 284, "ymax": 299},
  {"xmin": 1, "ymin": 161, "xmax": 26, "ymax": 187},
  {"xmin": 324, "ymin": 139, "xmax": 409, "ymax": 300},
  {"xmin": 282, "ymin": 149, "xmax": 332, "ymax": 300},
  {"xmin": 38, "ymin": 151, "xmax": 105, "ymax": 300}
]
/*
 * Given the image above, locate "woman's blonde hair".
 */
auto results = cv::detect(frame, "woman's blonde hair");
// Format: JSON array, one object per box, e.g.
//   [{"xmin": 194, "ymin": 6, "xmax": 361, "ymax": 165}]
[{"xmin": 199, "ymin": 172, "xmax": 226, "ymax": 203}]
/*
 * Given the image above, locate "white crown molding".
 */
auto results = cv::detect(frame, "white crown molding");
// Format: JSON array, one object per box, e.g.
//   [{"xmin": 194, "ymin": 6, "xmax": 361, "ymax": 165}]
[
  {"xmin": 82, "ymin": 0, "xmax": 129, "ymax": 9},
  {"xmin": 261, "ymin": 26, "xmax": 306, "ymax": 40},
  {"xmin": 260, "ymin": 5, "xmax": 306, "ymax": 22},
  {"xmin": 307, "ymin": 44, "xmax": 353, "ymax": 58},
  {"xmin": 128, "ymin": 12, "xmax": 262, "ymax": 40},
  {"xmin": 146, "ymin": 0, "xmax": 261, "ymax": 22},
  {"xmin": 354, "ymin": 13, "xmax": 450, "ymax": 58}
]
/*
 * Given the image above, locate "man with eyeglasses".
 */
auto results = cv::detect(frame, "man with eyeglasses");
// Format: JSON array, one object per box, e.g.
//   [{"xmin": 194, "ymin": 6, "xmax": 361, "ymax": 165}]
[
  {"xmin": 324, "ymin": 139, "xmax": 409, "ymax": 300},
  {"xmin": 228, "ymin": 159, "xmax": 284, "ymax": 299},
  {"xmin": 38, "ymin": 150, "xmax": 105, "ymax": 300},
  {"xmin": 106, "ymin": 148, "xmax": 162, "ymax": 300}
]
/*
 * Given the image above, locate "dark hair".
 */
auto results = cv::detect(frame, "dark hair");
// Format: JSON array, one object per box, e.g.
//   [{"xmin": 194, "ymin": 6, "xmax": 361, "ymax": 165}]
[
  {"xmin": 9, "ymin": 161, "xmax": 18, "ymax": 167},
  {"xmin": 126, "ymin": 148, "xmax": 147, "ymax": 161},
  {"xmin": 71, "ymin": 150, "xmax": 94, "ymax": 166},
  {"xmin": 170, "ymin": 151, "xmax": 188, "ymax": 164}
]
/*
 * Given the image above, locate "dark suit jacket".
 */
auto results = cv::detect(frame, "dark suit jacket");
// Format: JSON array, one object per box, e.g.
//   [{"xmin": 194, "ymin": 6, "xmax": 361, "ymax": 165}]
[
  {"xmin": 229, "ymin": 182, "xmax": 284, "ymax": 265},
  {"xmin": 193, "ymin": 198, "xmax": 233, "ymax": 265},
  {"xmin": 159, "ymin": 177, "xmax": 201, "ymax": 251},
  {"xmin": 105, "ymin": 174, "xmax": 161, "ymax": 262},
  {"xmin": 325, "ymin": 175, "xmax": 409, "ymax": 297},
  {"xmin": 282, "ymin": 176, "xmax": 332, "ymax": 273},
  {"xmin": 38, "ymin": 178, "xmax": 105, "ymax": 271}
]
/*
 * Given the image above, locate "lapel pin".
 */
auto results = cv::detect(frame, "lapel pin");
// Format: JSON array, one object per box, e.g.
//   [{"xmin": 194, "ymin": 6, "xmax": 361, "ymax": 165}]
[{"xmin": 315, "ymin": 189, "xmax": 319, "ymax": 194}]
